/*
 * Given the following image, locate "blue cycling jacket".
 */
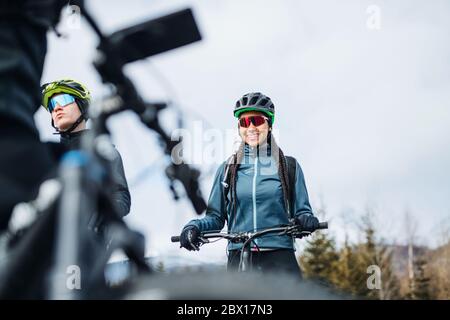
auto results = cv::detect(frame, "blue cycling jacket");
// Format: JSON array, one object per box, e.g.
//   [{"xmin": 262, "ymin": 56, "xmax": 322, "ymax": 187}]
[{"xmin": 186, "ymin": 143, "xmax": 314, "ymax": 251}]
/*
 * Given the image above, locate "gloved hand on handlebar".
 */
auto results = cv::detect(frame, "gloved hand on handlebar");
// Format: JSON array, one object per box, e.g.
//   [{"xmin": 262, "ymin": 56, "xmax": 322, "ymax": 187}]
[
  {"xmin": 179, "ymin": 225, "xmax": 201, "ymax": 251},
  {"xmin": 295, "ymin": 214, "xmax": 320, "ymax": 232}
]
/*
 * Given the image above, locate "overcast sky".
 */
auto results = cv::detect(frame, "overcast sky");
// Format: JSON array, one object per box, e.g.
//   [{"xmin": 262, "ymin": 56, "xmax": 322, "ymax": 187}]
[{"xmin": 35, "ymin": 0, "xmax": 450, "ymax": 263}]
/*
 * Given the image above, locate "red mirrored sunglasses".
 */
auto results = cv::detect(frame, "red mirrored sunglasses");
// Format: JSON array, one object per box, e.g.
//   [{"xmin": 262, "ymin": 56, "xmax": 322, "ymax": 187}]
[{"xmin": 238, "ymin": 115, "xmax": 268, "ymax": 128}]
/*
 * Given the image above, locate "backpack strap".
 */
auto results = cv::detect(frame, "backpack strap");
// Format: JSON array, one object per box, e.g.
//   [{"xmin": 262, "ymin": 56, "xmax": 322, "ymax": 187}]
[
  {"xmin": 285, "ymin": 156, "xmax": 297, "ymax": 220},
  {"xmin": 221, "ymin": 155, "xmax": 235, "ymax": 216}
]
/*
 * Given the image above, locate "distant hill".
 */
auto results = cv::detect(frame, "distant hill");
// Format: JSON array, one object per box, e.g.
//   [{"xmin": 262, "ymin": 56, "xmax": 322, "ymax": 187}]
[
  {"xmin": 387, "ymin": 241, "xmax": 449, "ymax": 284},
  {"xmin": 387, "ymin": 244, "xmax": 430, "ymax": 278}
]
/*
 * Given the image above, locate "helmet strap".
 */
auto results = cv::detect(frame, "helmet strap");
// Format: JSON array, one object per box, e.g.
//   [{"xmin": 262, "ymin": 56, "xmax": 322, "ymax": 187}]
[
  {"xmin": 52, "ymin": 100, "xmax": 88, "ymax": 135},
  {"xmin": 53, "ymin": 114, "xmax": 86, "ymax": 135}
]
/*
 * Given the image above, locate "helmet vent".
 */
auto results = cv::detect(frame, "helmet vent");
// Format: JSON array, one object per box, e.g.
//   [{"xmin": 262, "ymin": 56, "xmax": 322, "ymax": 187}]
[{"xmin": 249, "ymin": 96, "xmax": 258, "ymax": 105}]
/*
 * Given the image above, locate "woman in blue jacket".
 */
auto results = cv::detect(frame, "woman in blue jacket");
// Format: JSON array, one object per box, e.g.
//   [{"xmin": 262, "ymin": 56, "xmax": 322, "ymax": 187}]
[{"xmin": 179, "ymin": 92, "xmax": 319, "ymax": 276}]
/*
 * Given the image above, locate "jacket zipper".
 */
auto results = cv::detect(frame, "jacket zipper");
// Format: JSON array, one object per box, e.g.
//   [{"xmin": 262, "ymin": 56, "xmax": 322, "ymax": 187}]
[{"xmin": 252, "ymin": 155, "xmax": 258, "ymax": 244}]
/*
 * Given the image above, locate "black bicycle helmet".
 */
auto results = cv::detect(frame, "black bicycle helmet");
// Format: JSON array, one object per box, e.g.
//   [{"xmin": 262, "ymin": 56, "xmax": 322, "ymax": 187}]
[{"xmin": 234, "ymin": 92, "xmax": 275, "ymax": 125}]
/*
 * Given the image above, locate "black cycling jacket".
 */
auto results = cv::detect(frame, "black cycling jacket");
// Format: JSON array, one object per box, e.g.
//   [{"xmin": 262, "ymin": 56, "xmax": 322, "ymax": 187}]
[{"xmin": 59, "ymin": 130, "xmax": 131, "ymax": 218}]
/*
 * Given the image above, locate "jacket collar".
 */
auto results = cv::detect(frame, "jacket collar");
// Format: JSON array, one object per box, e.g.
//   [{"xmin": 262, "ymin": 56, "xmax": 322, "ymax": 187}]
[
  {"xmin": 60, "ymin": 129, "xmax": 89, "ymax": 146},
  {"xmin": 243, "ymin": 140, "xmax": 272, "ymax": 159}
]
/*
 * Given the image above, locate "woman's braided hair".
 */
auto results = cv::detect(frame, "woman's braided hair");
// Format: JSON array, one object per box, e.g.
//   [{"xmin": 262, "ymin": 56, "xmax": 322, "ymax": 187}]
[{"xmin": 226, "ymin": 132, "xmax": 291, "ymax": 226}]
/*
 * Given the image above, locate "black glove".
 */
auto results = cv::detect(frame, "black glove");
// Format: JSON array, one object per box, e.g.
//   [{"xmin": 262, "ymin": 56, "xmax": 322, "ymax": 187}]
[
  {"xmin": 180, "ymin": 225, "xmax": 201, "ymax": 251},
  {"xmin": 295, "ymin": 214, "xmax": 319, "ymax": 232}
]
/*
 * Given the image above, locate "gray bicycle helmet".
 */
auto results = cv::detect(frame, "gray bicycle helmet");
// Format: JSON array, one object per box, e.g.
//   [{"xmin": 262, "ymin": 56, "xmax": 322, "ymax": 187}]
[{"xmin": 234, "ymin": 92, "xmax": 275, "ymax": 125}]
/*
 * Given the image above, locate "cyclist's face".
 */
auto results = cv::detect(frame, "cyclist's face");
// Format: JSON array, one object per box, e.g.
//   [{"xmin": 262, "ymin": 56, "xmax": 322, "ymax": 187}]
[
  {"xmin": 238, "ymin": 111, "xmax": 270, "ymax": 147},
  {"xmin": 51, "ymin": 94, "xmax": 83, "ymax": 131}
]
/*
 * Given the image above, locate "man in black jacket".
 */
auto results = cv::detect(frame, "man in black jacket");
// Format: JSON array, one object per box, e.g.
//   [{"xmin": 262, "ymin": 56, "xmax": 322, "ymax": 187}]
[{"xmin": 41, "ymin": 79, "xmax": 131, "ymax": 219}]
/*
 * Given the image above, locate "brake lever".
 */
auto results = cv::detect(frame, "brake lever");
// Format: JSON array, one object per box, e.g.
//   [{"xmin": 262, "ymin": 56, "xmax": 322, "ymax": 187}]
[
  {"xmin": 198, "ymin": 236, "xmax": 209, "ymax": 244},
  {"xmin": 294, "ymin": 231, "xmax": 312, "ymax": 239},
  {"xmin": 285, "ymin": 225, "xmax": 299, "ymax": 234}
]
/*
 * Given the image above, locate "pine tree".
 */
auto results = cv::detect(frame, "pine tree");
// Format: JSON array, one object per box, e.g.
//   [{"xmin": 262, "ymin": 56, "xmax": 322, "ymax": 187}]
[
  {"xmin": 333, "ymin": 237, "xmax": 368, "ymax": 297},
  {"xmin": 299, "ymin": 231, "xmax": 339, "ymax": 286},
  {"xmin": 377, "ymin": 245, "xmax": 401, "ymax": 299},
  {"xmin": 333, "ymin": 237, "xmax": 353, "ymax": 292},
  {"xmin": 354, "ymin": 222, "xmax": 380, "ymax": 299},
  {"xmin": 343, "ymin": 218, "xmax": 400, "ymax": 299},
  {"xmin": 428, "ymin": 240, "xmax": 450, "ymax": 299},
  {"xmin": 408, "ymin": 255, "xmax": 431, "ymax": 299}
]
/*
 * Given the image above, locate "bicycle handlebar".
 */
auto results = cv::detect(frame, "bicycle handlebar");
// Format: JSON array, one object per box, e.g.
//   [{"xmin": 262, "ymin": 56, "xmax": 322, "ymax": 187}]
[
  {"xmin": 318, "ymin": 222, "xmax": 328, "ymax": 229},
  {"xmin": 171, "ymin": 232, "xmax": 236, "ymax": 243},
  {"xmin": 171, "ymin": 221, "xmax": 328, "ymax": 243}
]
